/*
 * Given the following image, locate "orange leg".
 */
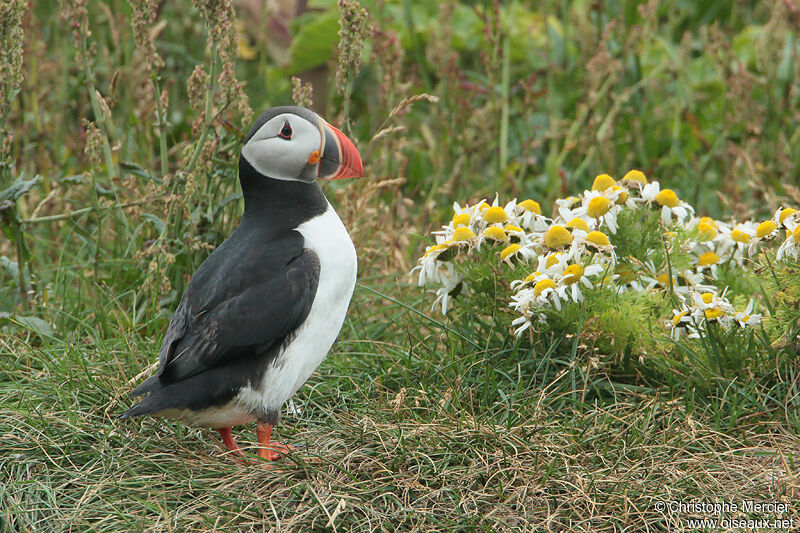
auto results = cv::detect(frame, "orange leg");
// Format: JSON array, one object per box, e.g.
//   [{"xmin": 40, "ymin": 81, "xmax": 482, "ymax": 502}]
[
  {"xmin": 216, "ymin": 427, "xmax": 245, "ymax": 457},
  {"xmin": 256, "ymin": 421, "xmax": 295, "ymax": 461}
]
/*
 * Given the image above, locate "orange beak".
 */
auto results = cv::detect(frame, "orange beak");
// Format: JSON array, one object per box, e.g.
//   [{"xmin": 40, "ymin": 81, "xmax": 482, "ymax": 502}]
[{"xmin": 319, "ymin": 123, "xmax": 363, "ymax": 180}]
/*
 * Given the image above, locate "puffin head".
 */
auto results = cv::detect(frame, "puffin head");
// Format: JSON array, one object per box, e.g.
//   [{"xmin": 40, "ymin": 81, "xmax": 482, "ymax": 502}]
[{"xmin": 241, "ymin": 106, "xmax": 363, "ymax": 183}]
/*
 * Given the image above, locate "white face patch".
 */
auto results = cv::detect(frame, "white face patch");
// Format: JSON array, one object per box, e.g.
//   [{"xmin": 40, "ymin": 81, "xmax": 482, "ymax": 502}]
[{"xmin": 241, "ymin": 113, "xmax": 322, "ymax": 182}]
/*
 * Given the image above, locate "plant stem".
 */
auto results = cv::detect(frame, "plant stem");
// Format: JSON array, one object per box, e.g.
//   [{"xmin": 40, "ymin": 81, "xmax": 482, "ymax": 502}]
[
  {"xmin": 186, "ymin": 51, "xmax": 217, "ymax": 175},
  {"xmin": 82, "ymin": 41, "xmax": 116, "ymax": 182},
  {"xmin": 342, "ymin": 80, "xmax": 353, "ymax": 137},
  {"xmin": 153, "ymin": 76, "xmax": 169, "ymax": 178},
  {"xmin": 13, "ymin": 219, "xmax": 29, "ymax": 311},
  {"xmin": 23, "ymin": 199, "xmax": 155, "ymax": 224}
]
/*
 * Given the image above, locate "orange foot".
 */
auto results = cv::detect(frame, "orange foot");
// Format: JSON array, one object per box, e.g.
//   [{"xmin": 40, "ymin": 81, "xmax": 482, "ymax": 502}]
[
  {"xmin": 257, "ymin": 441, "xmax": 297, "ymax": 461},
  {"xmin": 256, "ymin": 421, "xmax": 296, "ymax": 461},
  {"xmin": 216, "ymin": 427, "xmax": 250, "ymax": 463}
]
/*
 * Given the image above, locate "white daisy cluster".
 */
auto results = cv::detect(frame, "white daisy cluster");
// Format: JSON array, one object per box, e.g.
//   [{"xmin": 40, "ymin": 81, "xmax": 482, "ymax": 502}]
[
  {"xmin": 667, "ymin": 290, "xmax": 761, "ymax": 340},
  {"xmin": 413, "ymin": 169, "xmax": 799, "ymax": 341}
]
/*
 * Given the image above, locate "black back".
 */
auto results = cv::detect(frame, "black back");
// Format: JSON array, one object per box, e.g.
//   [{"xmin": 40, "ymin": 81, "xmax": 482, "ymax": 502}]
[{"xmin": 120, "ymin": 138, "xmax": 329, "ymax": 423}]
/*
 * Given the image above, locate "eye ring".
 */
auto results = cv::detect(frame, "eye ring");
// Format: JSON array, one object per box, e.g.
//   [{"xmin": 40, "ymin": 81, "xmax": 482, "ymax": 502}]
[{"xmin": 278, "ymin": 121, "xmax": 292, "ymax": 139}]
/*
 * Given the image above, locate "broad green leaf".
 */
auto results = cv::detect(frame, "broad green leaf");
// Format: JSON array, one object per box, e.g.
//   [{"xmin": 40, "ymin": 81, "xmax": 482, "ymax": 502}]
[
  {"xmin": 9, "ymin": 315, "xmax": 55, "ymax": 337},
  {"xmin": 286, "ymin": 10, "xmax": 340, "ymax": 75}
]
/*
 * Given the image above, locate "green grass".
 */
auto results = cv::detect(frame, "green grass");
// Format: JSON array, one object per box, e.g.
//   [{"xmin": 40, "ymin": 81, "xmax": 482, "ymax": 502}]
[
  {"xmin": 3, "ymin": 285, "xmax": 800, "ymax": 531},
  {"xmin": 2, "ymin": 0, "xmax": 800, "ymax": 530}
]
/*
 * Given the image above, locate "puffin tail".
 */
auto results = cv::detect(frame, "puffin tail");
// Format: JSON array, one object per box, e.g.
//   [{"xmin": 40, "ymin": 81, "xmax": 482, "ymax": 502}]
[
  {"xmin": 116, "ymin": 376, "xmax": 162, "ymax": 420},
  {"xmin": 129, "ymin": 375, "xmax": 161, "ymax": 397}
]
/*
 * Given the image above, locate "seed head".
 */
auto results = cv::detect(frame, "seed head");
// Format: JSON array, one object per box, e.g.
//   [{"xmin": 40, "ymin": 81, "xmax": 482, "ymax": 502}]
[{"xmin": 336, "ymin": 0, "xmax": 370, "ymax": 96}]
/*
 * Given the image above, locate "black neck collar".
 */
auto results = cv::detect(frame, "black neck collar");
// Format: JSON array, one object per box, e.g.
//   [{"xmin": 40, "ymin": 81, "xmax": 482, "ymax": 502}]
[{"xmin": 238, "ymin": 156, "xmax": 328, "ymax": 230}]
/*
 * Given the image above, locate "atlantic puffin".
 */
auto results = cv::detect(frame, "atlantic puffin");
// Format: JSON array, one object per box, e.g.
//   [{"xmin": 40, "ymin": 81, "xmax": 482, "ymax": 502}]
[{"xmin": 119, "ymin": 106, "xmax": 362, "ymax": 461}]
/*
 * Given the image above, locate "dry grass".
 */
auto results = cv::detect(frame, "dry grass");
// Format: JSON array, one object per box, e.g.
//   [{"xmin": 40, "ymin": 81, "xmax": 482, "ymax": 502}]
[
  {"xmin": 3, "ymin": 305, "xmax": 800, "ymax": 532},
  {"xmin": 4, "ymin": 386, "xmax": 800, "ymax": 531}
]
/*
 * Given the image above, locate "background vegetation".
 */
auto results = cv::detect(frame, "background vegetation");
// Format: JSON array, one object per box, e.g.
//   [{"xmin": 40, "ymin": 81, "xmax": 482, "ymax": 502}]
[{"xmin": 2, "ymin": 0, "xmax": 800, "ymax": 530}]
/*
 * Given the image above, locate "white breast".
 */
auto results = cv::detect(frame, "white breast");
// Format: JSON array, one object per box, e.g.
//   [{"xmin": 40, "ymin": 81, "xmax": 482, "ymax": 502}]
[{"xmin": 237, "ymin": 203, "xmax": 357, "ymax": 416}]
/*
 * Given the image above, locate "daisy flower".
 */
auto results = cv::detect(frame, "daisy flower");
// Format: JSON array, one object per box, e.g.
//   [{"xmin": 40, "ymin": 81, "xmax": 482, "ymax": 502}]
[
  {"xmin": 509, "ymin": 277, "xmax": 567, "ymax": 336},
  {"xmin": 714, "ymin": 221, "xmax": 756, "ymax": 265},
  {"xmin": 591, "ymin": 173, "xmax": 617, "ymax": 192},
  {"xmin": 499, "ymin": 243, "xmax": 535, "ymax": 265},
  {"xmin": 734, "ymin": 300, "xmax": 762, "ymax": 328},
  {"xmin": 431, "ymin": 267, "xmax": 463, "ymax": 315},
  {"xmin": 570, "ymin": 230, "xmax": 616, "ymax": 263},
  {"xmin": 503, "ymin": 223, "xmax": 534, "ymax": 246},
  {"xmin": 774, "ymin": 207, "xmax": 799, "ymax": 231},
  {"xmin": 641, "ymin": 181, "xmax": 694, "ymax": 224},
  {"xmin": 536, "ymin": 251, "xmax": 570, "ymax": 277},
  {"xmin": 541, "ymin": 223, "xmax": 574, "ymax": 251},
  {"xmin": 667, "ymin": 306, "xmax": 694, "ymax": 340},
  {"xmin": 477, "ymin": 226, "xmax": 509, "ymax": 249},
  {"xmin": 695, "ymin": 250, "xmax": 721, "ymax": 276},
  {"xmin": 516, "ymin": 199, "xmax": 549, "ymax": 231},
  {"xmin": 559, "ymin": 262, "xmax": 604, "ymax": 302},
  {"xmin": 748, "ymin": 219, "xmax": 780, "ymax": 255},
  {"xmin": 581, "ymin": 190, "xmax": 623, "ymax": 234},
  {"xmin": 777, "ymin": 225, "xmax": 800, "ymax": 260},
  {"xmin": 689, "ymin": 290, "xmax": 735, "ymax": 329},
  {"xmin": 619, "ymin": 169, "xmax": 648, "ymax": 190}
]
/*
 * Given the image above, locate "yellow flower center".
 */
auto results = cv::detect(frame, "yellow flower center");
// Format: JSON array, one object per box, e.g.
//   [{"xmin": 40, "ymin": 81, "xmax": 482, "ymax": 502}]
[
  {"xmin": 452, "ymin": 227, "xmax": 476, "ymax": 242},
  {"xmin": 697, "ymin": 251, "xmax": 720, "ymax": 266},
  {"xmin": 424, "ymin": 243, "xmax": 450, "ymax": 257},
  {"xmin": 701, "ymin": 293, "xmax": 714, "ymax": 304},
  {"xmin": 533, "ymin": 278, "xmax": 557, "ymax": 296},
  {"xmin": 592, "ymin": 173, "xmax": 616, "ymax": 191},
  {"xmin": 452, "ymin": 213, "xmax": 471, "ymax": 228},
  {"xmin": 779, "ymin": 208, "xmax": 798, "ymax": 225},
  {"xmin": 545, "ymin": 253, "xmax": 562, "ymax": 269},
  {"xmin": 622, "ymin": 169, "xmax": 647, "ymax": 185},
  {"xmin": 566, "ymin": 217, "xmax": 589, "ymax": 232},
  {"xmin": 518, "ymin": 199, "xmax": 541, "ymax": 215},
  {"xmin": 657, "ymin": 273, "xmax": 675, "ymax": 287},
  {"xmin": 756, "ymin": 220, "xmax": 777, "ymax": 239},
  {"xmin": 504, "ymin": 224, "xmax": 523, "ymax": 233},
  {"xmin": 730, "ymin": 229, "xmax": 750, "ymax": 244},
  {"xmin": 705, "ymin": 308, "xmax": 724, "ymax": 320},
  {"xmin": 612, "ymin": 185, "xmax": 629, "ymax": 205},
  {"xmin": 483, "ymin": 206, "xmax": 508, "ymax": 224},
  {"xmin": 587, "ymin": 196, "xmax": 612, "ymax": 218},
  {"xmin": 544, "ymin": 225, "xmax": 573, "ymax": 248},
  {"xmin": 562, "ymin": 264, "xmax": 585, "ymax": 285},
  {"xmin": 524, "ymin": 272, "xmax": 539, "ymax": 283},
  {"xmin": 696, "ymin": 222, "xmax": 717, "ymax": 241},
  {"xmin": 672, "ymin": 311, "xmax": 687, "ymax": 327},
  {"xmin": 586, "ymin": 231, "xmax": 611, "ymax": 247},
  {"xmin": 483, "ymin": 226, "xmax": 507, "ymax": 241},
  {"xmin": 794, "ymin": 225, "xmax": 800, "ymax": 244},
  {"xmin": 655, "ymin": 189, "xmax": 679, "ymax": 208},
  {"xmin": 500, "ymin": 243, "xmax": 521, "ymax": 260},
  {"xmin": 476, "ymin": 201, "xmax": 490, "ymax": 211},
  {"xmin": 698, "ymin": 216, "xmax": 715, "ymax": 226}
]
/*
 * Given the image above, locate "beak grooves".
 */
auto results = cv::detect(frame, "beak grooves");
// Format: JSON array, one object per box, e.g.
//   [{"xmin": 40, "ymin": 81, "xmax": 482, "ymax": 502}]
[{"xmin": 320, "ymin": 123, "xmax": 363, "ymax": 180}]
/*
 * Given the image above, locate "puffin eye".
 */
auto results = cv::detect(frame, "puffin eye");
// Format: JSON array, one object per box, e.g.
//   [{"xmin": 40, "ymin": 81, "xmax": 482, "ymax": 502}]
[{"xmin": 278, "ymin": 121, "xmax": 292, "ymax": 139}]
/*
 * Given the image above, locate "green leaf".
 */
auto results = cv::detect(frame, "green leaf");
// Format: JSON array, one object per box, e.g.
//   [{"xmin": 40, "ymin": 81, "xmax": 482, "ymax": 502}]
[
  {"xmin": 2, "ymin": 314, "xmax": 55, "ymax": 338},
  {"xmin": 120, "ymin": 161, "xmax": 160, "ymax": 183},
  {"xmin": 0, "ymin": 256, "xmax": 19, "ymax": 279},
  {"xmin": 286, "ymin": 10, "xmax": 340, "ymax": 74},
  {"xmin": 0, "ymin": 174, "xmax": 40, "ymax": 203}
]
